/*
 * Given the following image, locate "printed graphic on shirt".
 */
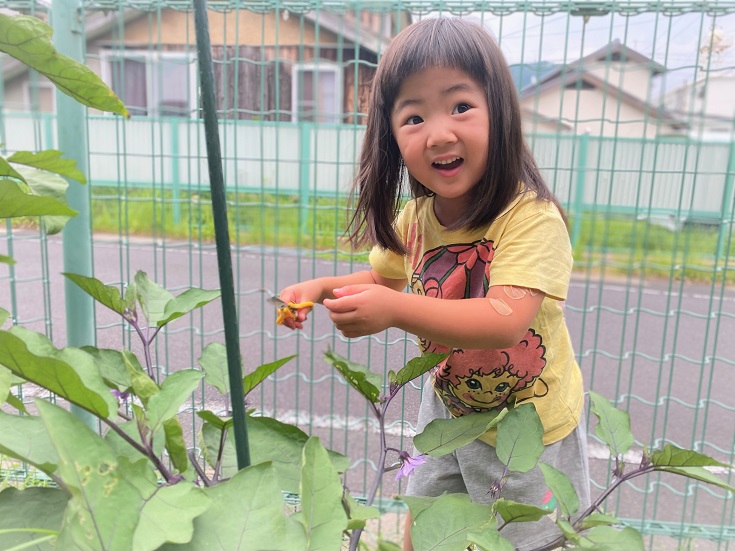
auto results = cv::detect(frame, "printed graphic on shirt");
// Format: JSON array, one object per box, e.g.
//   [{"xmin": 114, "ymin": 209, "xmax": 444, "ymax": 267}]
[
  {"xmin": 408, "ymin": 235, "xmax": 549, "ymax": 415},
  {"xmin": 435, "ymin": 331, "xmax": 549, "ymax": 415},
  {"xmin": 408, "ymin": 235, "xmax": 494, "ymax": 354}
]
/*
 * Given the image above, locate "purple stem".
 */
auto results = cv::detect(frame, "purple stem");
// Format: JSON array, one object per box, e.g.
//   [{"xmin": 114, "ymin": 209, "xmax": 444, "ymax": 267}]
[
  {"xmin": 101, "ymin": 417, "xmax": 175, "ymax": 483},
  {"xmin": 348, "ymin": 389, "xmax": 401, "ymax": 551}
]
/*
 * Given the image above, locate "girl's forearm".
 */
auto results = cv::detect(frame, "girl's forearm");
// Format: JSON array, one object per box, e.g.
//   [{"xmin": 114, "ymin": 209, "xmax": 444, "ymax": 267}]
[
  {"xmin": 391, "ymin": 292, "xmax": 534, "ymax": 350},
  {"xmin": 313, "ymin": 270, "xmax": 377, "ymax": 303}
]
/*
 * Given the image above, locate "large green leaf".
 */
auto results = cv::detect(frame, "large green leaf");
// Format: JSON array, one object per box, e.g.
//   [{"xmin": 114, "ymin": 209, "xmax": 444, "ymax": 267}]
[
  {"xmin": 466, "ymin": 521, "xmax": 515, "ymax": 551},
  {"xmin": 196, "ymin": 410, "xmax": 232, "ymax": 430},
  {"xmin": 496, "ymin": 403, "xmax": 544, "ymax": 473},
  {"xmin": 579, "ymin": 513, "xmax": 622, "ymax": 530},
  {"xmin": 0, "ymin": 487, "xmax": 67, "ymax": 551},
  {"xmin": 126, "ymin": 461, "xmax": 210, "ymax": 551},
  {"xmin": 414, "ymin": 409, "xmax": 507, "ymax": 457},
  {"xmin": 159, "ymin": 463, "xmax": 299, "ymax": 551},
  {"xmin": 158, "ymin": 288, "xmax": 221, "ymax": 327},
  {"xmin": 388, "ymin": 353, "xmax": 447, "ymax": 388},
  {"xmin": 344, "ymin": 491, "xmax": 380, "ymax": 530},
  {"xmin": 556, "ymin": 518, "xmax": 581, "ymax": 544},
  {"xmin": 0, "ymin": 179, "xmax": 76, "ymax": 218},
  {"xmin": 324, "ymin": 348, "xmax": 382, "ymax": 403},
  {"xmin": 80, "ymin": 347, "xmax": 132, "ymax": 391},
  {"xmin": 0, "ymin": 156, "xmax": 26, "ymax": 183},
  {"xmin": 654, "ymin": 466, "xmax": 735, "ymax": 493},
  {"xmin": 539, "ymin": 463, "xmax": 579, "ymax": 517},
  {"xmin": 15, "ymin": 165, "xmax": 74, "ymax": 234},
  {"xmin": 134, "ymin": 271, "xmax": 175, "ymax": 327},
  {"xmin": 200, "ymin": 414, "xmax": 348, "ymax": 491},
  {"xmin": 493, "ymin": 498, "xmax": 550, "ymax": 524},
  {"xmin": 163, "ymin": 418, "xmax": 190, "ymax": 475},
  {"xmin": 198, "ymin": 342, "xmax": 231, "ymax": 395},
  {"xmin": 8, "ymin": 150, "xmax": 86, "ymax": 184},
  {"xmin": 0, "ymin": 254, "xmax": 15, "ymax": 265},
  {"xmin": 402, "ymin": 493, "xmax": 495, "ymax": 550},
  {"xmin": 0, "ymin": 13, "xmax": 127, "ymax": 116},
  {"xmin": 64, "ymin": 273, "xmax": 127, "ymax": 317},
  {"xmin": 0, "ymin": 307, "xmax": 9, "ymax": 326},
  {"xmin": 146, "ymin": 369, "xmax": 203, "ymax": 433},
  {"xmin": 578, "ymin": 525, "xmax": 645, "ymax": 550},
  {"xmin": 299, "ymin": 437, "xmax": 348, "ymax": 550},
  {"xmin": 0, "ymin": 328, "xmax": 116, "ymax": 419},
  {"xmin": 0, "ymin": 411, "xmax": 58, "ymax": 475},
  {"xmin": 200, "ymin": 422, "xmax": 238, "ymax": 481},
  {"xmin": 36, "ymin": 400, "xmax": 141, "ymax": 551},
  {"xmin": 46, "ymin": 415, "xmax": 204, "ymax": 551},
  {"xmin": 650, "ymin": 444, "xmax": 732, "ymax": 468},
  {"xmin": 243, "ymin": 355, "xmax": 296, "ymax": 395},
  {"xmin": 588, "ymin": 391, "xmax": 634, "ymax": 457}
]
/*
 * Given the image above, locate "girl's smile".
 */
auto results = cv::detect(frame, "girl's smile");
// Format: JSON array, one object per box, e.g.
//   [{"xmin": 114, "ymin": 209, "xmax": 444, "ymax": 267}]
[{"xmin": 391, "ymin": 66, "xmax": 490, "ymax": 226}]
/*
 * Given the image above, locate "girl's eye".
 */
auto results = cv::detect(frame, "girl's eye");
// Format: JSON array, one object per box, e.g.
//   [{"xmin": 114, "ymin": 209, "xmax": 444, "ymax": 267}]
[
  {"xmin": 453, "ymin": 103, "xmax": 472, "ymax": 114},
  {"xmin": 405, "ymin": 115, "xmax": 423, "ymax": 125}
]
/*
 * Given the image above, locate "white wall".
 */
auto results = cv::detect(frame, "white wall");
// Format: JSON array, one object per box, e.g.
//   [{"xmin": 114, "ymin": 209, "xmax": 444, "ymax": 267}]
[{"xmin": 4, "ymin": 113, "xmax": 733, "ymax": 218}]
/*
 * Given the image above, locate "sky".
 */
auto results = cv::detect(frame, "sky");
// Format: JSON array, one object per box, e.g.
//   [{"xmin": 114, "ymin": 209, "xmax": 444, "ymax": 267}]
[{"xmin": 422, "ymin": 10, "xmax": 735, "ymax": 97}]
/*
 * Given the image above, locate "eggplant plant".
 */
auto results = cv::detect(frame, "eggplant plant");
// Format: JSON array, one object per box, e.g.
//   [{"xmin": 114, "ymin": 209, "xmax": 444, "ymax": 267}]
[{"xmin": 0, "ymin": 10, "xmax": 732, "ymax": 551}]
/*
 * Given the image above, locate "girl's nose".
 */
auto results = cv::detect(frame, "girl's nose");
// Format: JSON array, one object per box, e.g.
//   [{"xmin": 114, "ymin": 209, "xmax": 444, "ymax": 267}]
[{"xmin": 426, "ymin": 121, "xmax": 458, "ymax": 148}]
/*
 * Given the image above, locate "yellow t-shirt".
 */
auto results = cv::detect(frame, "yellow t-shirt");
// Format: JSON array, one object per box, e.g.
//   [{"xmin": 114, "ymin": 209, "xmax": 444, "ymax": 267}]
[{"xmin": 369, "ymin": 193, "xmax": 584, "ymax": 446}]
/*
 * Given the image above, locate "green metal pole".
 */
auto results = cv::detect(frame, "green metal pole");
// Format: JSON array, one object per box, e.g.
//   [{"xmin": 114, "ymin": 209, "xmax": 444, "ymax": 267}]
[
  {"xmin": 571, "ymin": 132, "xmax": 589, "ymax": 252},
  {"xmin": 193, "ymin": 0, "xmax": 250, "ymax": 469},
  {"xmin": 298, "ymin": 122, "xmax": 312, "ymax": 241},
  {"xmin": 171, "ymin": 119, "xmax": 181, "ymax": 225},
  {"xmin": 717, "ymin": 139, "xmax": 735, "ymax": 260},
  {"xmin": 52, "ymin": 0, "xmax": 97, "ymax": 431}
]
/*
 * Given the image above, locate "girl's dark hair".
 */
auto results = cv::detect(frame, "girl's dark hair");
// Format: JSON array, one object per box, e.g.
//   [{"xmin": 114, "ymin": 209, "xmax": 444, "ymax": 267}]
[{"xmin": 347, "ymin": 17, "xmax": 565, "ymax": 254}]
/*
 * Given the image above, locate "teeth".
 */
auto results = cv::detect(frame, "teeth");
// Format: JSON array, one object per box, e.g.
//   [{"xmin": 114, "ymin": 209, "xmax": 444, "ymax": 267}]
[{"xmin": 434, "ymin": 157, "xmax": 461, "ymax": 165}]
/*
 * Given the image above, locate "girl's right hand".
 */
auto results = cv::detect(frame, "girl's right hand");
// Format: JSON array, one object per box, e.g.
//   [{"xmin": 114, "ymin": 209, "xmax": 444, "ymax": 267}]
[{"xmin": 277, "ymin": 280, "xmax": 325, "ymax": 330}]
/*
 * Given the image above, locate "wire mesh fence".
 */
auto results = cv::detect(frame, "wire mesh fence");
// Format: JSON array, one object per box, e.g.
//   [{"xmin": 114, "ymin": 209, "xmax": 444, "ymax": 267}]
[{"xmin": 1, "ymin": 0, "xmax": 735, "ymax": 548}]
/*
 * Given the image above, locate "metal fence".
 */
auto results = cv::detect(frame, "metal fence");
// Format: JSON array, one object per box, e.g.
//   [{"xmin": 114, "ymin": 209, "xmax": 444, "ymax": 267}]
[{"xmin": 2, "ymin": 0, "xmax": 735, "ymax": 548}]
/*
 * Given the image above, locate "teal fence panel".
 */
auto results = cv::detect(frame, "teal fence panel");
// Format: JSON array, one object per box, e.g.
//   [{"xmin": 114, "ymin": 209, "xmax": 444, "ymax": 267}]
[{"xmin": 2, "ymin": 0, "xmax": 735, "ymax": 547}]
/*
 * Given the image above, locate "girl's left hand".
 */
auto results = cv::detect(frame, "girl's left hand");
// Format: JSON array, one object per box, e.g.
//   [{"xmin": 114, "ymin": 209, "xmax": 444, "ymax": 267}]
[{"xmin": 323, "ymin": 284, "xmax": 400, "ymax": 338}]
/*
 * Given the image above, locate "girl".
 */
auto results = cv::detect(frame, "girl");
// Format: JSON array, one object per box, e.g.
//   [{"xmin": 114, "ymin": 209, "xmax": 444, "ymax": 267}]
[{"xmin": 279, "ymin": 17, "xmax": 590, "ymax": 551}]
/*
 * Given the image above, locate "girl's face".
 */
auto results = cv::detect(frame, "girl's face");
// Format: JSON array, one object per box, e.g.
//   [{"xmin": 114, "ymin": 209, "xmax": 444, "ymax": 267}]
[{"xmin": 391, "ymin": 66, "xmax": 490, "ymax": 226}]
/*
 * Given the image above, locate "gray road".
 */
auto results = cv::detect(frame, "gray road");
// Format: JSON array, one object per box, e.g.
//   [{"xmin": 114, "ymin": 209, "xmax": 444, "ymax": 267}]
[{"xmin": 2, "ymin": 232, "xmax": 734, "ymax": 539}]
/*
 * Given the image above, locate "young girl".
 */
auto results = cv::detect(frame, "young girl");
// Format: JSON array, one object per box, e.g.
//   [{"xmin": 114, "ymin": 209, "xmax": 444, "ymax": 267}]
[{"xmin": 279, "ymin": 17, "xmax": 590, "ymax": 550}]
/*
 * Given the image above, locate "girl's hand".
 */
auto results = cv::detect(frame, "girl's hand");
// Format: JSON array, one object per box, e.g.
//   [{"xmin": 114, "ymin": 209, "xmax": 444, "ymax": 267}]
[
  {"xmin": 277, "ymin": 281, "xmax": 324, "ymax": 330},
  {"xmin": 323, "ymin": 285, "xmax": 401, "ymax": 338}
]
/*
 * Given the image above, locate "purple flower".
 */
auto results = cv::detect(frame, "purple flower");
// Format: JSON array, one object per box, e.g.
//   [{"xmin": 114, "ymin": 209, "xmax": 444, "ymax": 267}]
[
  {"xmin": 395, "ymin": 452, "xmax": 427, "ymax": 480},
  {"xmin": 111, "ymin": 389, "xmax": 130, "ymax": 402}
]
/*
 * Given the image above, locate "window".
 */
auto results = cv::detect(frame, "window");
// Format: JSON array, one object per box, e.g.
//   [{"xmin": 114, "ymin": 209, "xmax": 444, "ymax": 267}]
[
  {"xmin": 22, "ymin": 77, "xmax": 55, "ymax": 112},
  {"xmin": 292, "ymin": 63, "xmax": 342, "ymax": 123},
  {"xmin": 102, "ymin": 51, "xmax": 196, "ymax": 117}
]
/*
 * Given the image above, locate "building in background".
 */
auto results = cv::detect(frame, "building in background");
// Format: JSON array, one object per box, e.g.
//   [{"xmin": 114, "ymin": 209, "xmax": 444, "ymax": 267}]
[
  {"xmin": 519, "ymin": 40, "xmax": 688, "ymax": 137},
  {"xmin": 2, "ymin": 8, "xmax": 410, "ymax": 124}
]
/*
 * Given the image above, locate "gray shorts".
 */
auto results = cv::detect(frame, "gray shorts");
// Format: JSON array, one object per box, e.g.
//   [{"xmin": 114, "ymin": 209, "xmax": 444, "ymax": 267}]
[{"xmin": 406, "ymin": 378, "xmax": 591, "ymax": 551}]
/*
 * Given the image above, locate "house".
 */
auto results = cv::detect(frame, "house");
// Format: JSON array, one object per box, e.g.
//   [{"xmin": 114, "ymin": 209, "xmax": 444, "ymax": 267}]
[
  {"xmin": 519, "ymin": 40, "xmax": 687, "ymax": 137},
  {"xmin": 662, "ymin": 73, "xmax": 735, "ymax": 137},
  {"xmin": 2, "ymin": 8, "xmax": 411, "ymax": 124}
]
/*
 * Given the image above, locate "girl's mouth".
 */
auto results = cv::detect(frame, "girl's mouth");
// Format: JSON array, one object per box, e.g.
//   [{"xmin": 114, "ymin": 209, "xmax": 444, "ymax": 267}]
[{"xmin": 432, "ymin": 157, "xmax": 463, "ymax": 171}]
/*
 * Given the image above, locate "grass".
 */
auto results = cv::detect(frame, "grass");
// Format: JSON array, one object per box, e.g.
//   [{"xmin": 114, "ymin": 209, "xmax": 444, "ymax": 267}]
[
  {"xmin": 16, "ymin": 186, "xmax": 735, "ymax": 284},
  {"xmin": 0, "ymin": 455, "xmax": 53, "ymax": 491}
]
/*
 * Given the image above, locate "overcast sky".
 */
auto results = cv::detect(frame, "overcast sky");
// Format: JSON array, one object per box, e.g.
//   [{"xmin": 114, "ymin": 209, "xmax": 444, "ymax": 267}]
[{"xmin": 422, "ymin": 10, "xmax": 735, "ymax": 96}]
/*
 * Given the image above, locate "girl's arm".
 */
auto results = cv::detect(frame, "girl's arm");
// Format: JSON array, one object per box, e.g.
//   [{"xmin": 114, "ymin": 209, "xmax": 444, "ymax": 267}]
[
  {"xmin": 324, "ymin": 283, "xmax": 544, "ymax": 350},
  {"xmin": 278, "ymin": 269, "xmax": 407, "ymax": 330}
]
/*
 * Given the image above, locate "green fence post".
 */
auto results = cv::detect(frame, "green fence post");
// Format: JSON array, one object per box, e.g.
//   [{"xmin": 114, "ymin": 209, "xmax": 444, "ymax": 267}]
[
  {"xmin": 717, "ymin": 139, "xmax": 735, "ymax": 260},
  {"xmin": 171, "ymin": 118, "xmax": 181, "ymax": 225},
  {"xmin": 571, "ymin": 132, "xmax": 589, "ymax": 252},
  {"xmin": 193, "ymin": 0, "xmax": 250, "ymax": 470},
  {"xmin": 52, "ymin": 0, "xmax": 97, "ymax": 431},
  {"xmin": 299, "ymin": 122, "xmax": 312, "ymax": 240}
]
